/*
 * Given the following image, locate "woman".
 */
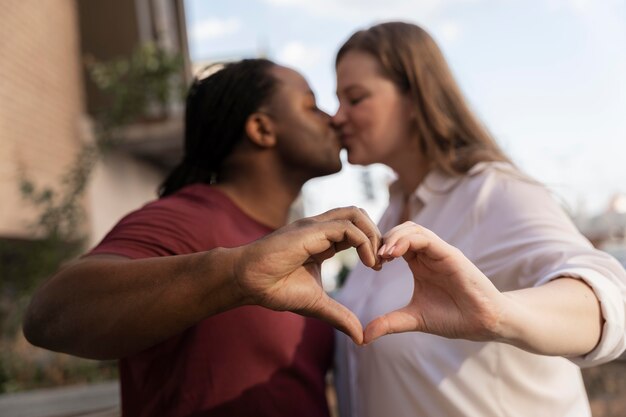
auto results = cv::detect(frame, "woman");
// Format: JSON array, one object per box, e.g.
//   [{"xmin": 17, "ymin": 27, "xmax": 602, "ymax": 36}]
[{"xmin": 332, "ymin": 21, "xmax": 626, "ymax": 417}]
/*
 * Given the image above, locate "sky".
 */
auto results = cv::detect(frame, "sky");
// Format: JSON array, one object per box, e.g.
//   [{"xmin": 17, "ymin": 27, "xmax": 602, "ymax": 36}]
[{"xmin": 183, "ymin": 0, "xmax": 626, "ymax": 222}]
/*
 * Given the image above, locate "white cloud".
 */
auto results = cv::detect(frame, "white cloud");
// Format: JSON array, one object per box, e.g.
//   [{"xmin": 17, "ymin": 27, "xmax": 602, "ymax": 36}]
[
  {"xmin": 190, "ymin": 17, "xmax": 242, "ymax": 42},
  {"xmin": 277, "ymin": 41, "xmax": 324, "ymax": 70}
]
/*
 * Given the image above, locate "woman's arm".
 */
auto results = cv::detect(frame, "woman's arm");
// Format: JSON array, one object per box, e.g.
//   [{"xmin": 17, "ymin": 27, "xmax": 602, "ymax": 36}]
[
  {"xmin": 498, "ymin": 277, "xmax": 601, "ymax": 356},
  {"xmin": 365, "ymin": 222, "xmax": 621, "ymax": 359}
]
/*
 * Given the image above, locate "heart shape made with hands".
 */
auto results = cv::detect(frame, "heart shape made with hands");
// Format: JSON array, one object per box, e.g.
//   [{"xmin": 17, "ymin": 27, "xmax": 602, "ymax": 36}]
[{"xmin": 239, "ymin": 208, "xmax": 503, "ymax": 346}]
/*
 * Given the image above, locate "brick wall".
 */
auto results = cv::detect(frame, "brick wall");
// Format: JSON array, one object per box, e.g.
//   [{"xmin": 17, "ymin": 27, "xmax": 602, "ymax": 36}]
[{"xmin": 0, "ymin": 0, "xmax": 85, "ymax": 238}]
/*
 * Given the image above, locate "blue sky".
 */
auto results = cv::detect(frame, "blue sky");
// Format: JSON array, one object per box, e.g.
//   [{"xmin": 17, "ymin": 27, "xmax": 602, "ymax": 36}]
[{"xmin": 183, "ymin": 0, "xmax": 626, "ymax": 221}]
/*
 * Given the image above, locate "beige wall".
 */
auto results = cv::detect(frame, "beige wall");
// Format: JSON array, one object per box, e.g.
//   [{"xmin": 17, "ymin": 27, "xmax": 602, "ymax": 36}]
[
  {"xmin": 87, "ymin": 151, "xmax": 165, "ymax": 247},
  {"xmin": 0, "ymin": 0, "xmax": 171, "ymax": 246},
  {"xmin": 0, "ymin": 0, "xmax": 85, "ymax": 238}
]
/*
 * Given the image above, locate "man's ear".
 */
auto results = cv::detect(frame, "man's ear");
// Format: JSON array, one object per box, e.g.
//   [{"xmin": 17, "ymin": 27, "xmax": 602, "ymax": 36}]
[{"xmin": 245, "ymin": 112, "xmax": 277, "ymax": 148}]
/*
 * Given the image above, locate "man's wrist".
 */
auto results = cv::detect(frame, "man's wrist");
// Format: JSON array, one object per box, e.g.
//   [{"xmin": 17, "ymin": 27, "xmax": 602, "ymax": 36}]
[{"xmin": 199, "ymin": 247, "xmax": 253, "ymax": 315}]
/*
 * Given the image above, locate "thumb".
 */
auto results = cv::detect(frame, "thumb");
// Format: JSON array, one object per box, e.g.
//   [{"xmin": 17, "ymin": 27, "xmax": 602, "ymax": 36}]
[
  {"xmin": 307, "ymin": 292, "xmax": 364, "ymax": 345},
  {"xmin": 363, "ymin": 308, "xmax": 419, "ymax": 344}
]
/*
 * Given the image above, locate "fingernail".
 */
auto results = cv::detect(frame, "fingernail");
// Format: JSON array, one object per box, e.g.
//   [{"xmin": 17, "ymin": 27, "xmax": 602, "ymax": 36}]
[
  {"xmin": 378, "ymin": 244, "xmax": 387, "ymax": 256},
  {"xmin": 386, "ymin": 245, "xmax": 396, "ymax": 256}
]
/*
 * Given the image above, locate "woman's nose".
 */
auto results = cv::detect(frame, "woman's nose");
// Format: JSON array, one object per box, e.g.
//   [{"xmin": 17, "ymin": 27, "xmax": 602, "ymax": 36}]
[{"xmin": 331, "ymin": 106, "xmax": 346, "ymax": 128}]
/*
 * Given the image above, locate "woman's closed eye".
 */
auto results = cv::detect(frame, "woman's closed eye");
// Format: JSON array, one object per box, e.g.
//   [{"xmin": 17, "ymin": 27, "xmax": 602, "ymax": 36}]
[{"xmin": 348, "ymin": 95, "xmax": 366, "ymax": 106}]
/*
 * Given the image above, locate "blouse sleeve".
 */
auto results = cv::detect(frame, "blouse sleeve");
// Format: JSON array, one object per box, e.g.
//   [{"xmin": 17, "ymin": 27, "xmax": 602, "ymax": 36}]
[{"xmin": 474, "ymin": 169, "xmax": 626, "ymax": 366}]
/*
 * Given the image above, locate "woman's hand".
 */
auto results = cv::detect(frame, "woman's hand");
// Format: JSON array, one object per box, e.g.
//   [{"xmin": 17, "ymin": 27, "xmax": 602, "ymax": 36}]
[{"xmin": 364, "ymin": 221, "xmax": 507, "ymax": 344}]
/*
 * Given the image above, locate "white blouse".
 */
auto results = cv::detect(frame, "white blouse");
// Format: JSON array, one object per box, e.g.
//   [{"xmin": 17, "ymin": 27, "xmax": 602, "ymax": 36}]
[{"xmin": 335, "ymin": 162, "xmax": 626, "ymax": 417}]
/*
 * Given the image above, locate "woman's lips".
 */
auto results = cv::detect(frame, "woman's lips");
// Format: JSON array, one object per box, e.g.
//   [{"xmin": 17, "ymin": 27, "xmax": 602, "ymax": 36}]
[{"xmin": 339, "ymin": 133, "xmax": 353, "ymax": 148}]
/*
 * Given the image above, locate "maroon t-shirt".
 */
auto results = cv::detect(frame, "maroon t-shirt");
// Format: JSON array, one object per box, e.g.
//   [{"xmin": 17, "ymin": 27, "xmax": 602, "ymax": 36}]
[{"xmin": 90, "ymin": 184, "xmax": 334, "ymax": 417}]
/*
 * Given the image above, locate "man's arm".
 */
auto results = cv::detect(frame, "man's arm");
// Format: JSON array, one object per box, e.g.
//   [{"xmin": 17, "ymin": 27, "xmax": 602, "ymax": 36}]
[{"xmin": 23, "ymin": 207, "xmax": 381, "ymax": 359}]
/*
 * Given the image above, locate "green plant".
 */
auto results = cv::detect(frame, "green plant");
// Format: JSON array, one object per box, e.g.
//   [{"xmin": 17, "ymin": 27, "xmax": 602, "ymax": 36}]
[
  {"xmin": 87, "ymin": 42, "xmax": 184, "ymax": 137},
  {"xmin": 0, "ymin": 42, "xmax": 183, "ymax": 393}
]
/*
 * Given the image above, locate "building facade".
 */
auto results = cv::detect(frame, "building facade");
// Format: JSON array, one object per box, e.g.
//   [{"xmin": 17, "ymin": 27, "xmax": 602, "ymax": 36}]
[{"xmin": 0, "ymin": 0, "xmax": 189, "ymax": 247}]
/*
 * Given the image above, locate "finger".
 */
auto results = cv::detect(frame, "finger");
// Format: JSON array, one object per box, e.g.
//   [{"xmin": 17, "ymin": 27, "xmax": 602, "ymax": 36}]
[
  {"xmin": 306, "ymin": 292, "xmax": 364, "ymax": 345},
  {"xmin": 263, "ymin": 218, "xmax": 371, "ymax": 266},
  {"xmin": 363, "ymin": 307, "xmax": 420, "ymax": 344},
  {"xmin": 303, "ymin": 220, "xmax": 376, "ymax": 267},
  {"xmin": 322, "ymin": 220, "xmax": 378, "ymax": 268},
  {"xmin": 378, "ymin": 222, "xmax": 419, "ymax": 258},
  {"xmin": 317, "ymin": 206, "xmax": 381, "ymax": 249},
  {"xmin": 381, "ymin": 220, "xmax": 419, "ymax": 239},
  {"xmin": 355, "ymin": 207, "xmax": 382, "ymax": 263},
  {"xmin": 313, "ymin": 207, "xmax": 382, "ymax": 266},
  {"xmin": 381, "ymin": 224, "xmax": 454, "ymax": 261}
]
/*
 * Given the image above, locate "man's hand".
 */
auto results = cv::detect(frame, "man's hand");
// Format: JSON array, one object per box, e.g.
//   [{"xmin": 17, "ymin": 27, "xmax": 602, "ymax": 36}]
[{"xmin": 231, "ymin": 207, "xmax": 382, "ymax": 345}]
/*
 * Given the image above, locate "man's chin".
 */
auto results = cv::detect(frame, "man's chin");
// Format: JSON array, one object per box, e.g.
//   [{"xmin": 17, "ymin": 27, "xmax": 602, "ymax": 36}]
[{"xmin": 313, "ymin": 159, "xmax": 343, "ymax": 178}]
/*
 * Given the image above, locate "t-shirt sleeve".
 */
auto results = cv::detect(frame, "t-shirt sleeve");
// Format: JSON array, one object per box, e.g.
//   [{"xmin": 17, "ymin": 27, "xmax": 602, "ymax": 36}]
[
  {"xmin": 89, "ymin": 200, "xmax": 206, "ymax": 260},
  {"xmin": 476, "ymin": 171, "xmax": 626, "ymax": 366}
]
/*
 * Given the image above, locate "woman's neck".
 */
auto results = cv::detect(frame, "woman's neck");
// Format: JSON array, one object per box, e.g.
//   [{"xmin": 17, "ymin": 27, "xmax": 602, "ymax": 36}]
[{"xmin": 386, "ymin": 146, "xmax": 431, "ymax": 198}]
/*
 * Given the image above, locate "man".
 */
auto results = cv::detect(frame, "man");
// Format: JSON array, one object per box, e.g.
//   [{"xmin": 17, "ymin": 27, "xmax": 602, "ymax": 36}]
[{"xmin": 23, "ymin": 59, "xmax": 380, "ymax": 416}]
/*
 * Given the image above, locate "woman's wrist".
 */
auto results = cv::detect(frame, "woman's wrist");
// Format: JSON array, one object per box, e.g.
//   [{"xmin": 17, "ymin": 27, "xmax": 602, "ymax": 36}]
[{"xmin": 493, "ymin": 291, "xmax": 531, "ymax": 350}]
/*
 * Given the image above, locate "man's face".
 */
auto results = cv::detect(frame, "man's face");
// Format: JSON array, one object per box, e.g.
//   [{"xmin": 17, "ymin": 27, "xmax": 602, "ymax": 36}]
[{"xmin": 266, "ymin": 66, "xmax": 342, "ymax": 178}]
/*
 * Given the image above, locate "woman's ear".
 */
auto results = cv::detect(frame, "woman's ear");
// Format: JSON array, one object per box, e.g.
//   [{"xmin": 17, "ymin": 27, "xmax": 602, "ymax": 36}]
[{"xmin": 245, "ymin": 112, "xmax": 277, "ymax": 148}]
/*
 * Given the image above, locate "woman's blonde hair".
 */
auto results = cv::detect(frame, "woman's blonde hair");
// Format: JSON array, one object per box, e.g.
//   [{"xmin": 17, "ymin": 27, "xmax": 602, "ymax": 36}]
[{"xmin": 337, "ymin": 21, "xmax": 511, "ymax": 175}]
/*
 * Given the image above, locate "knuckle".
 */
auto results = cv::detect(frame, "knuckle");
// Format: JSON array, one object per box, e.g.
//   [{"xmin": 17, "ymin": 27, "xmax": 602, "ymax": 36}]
[
  {"xmin": 326, "ymin": 207, "xmax": 345, "ymax": 218},
  {"xmin": 450, "ymin": 245, "xmax": 464, "ymax": 257},
  {"xmin": 329, "ymin": 219, "xmax": 350, "ymax": 230},
  {"xmin": 409, "ymin": 222, "xmax": 426, "ymax": 233},
  {"xmin": 339, "ymin": 219, "xmax": 354, "ymax": 228},
  {"xmin": 397, "ymin": 221, "xmax": 420, "ymax": 234}
]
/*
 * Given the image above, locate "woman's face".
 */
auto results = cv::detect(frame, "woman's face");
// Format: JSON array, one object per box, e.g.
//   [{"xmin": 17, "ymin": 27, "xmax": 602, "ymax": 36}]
[{"xmin": 333, "ymin": 50, "xmax": 414, "ymax": 167}]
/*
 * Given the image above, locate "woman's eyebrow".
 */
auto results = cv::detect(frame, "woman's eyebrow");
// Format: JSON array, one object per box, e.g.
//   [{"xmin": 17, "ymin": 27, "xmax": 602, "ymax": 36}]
[{"xmin": 336, "ymin": 84, "xmax": 364, "ymax": 96}]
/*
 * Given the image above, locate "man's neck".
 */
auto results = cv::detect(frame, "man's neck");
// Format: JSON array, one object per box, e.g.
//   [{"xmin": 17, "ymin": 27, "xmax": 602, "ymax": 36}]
[{"xmin": 215, "ymin": 170, "xmax": 304, "ymax": 230}]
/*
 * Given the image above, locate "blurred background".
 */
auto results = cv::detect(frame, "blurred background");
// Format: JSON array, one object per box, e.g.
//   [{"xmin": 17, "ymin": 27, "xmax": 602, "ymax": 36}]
[{"xmin": 0, "ymin": 0, "xmax": 625, "ymax": 416}]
